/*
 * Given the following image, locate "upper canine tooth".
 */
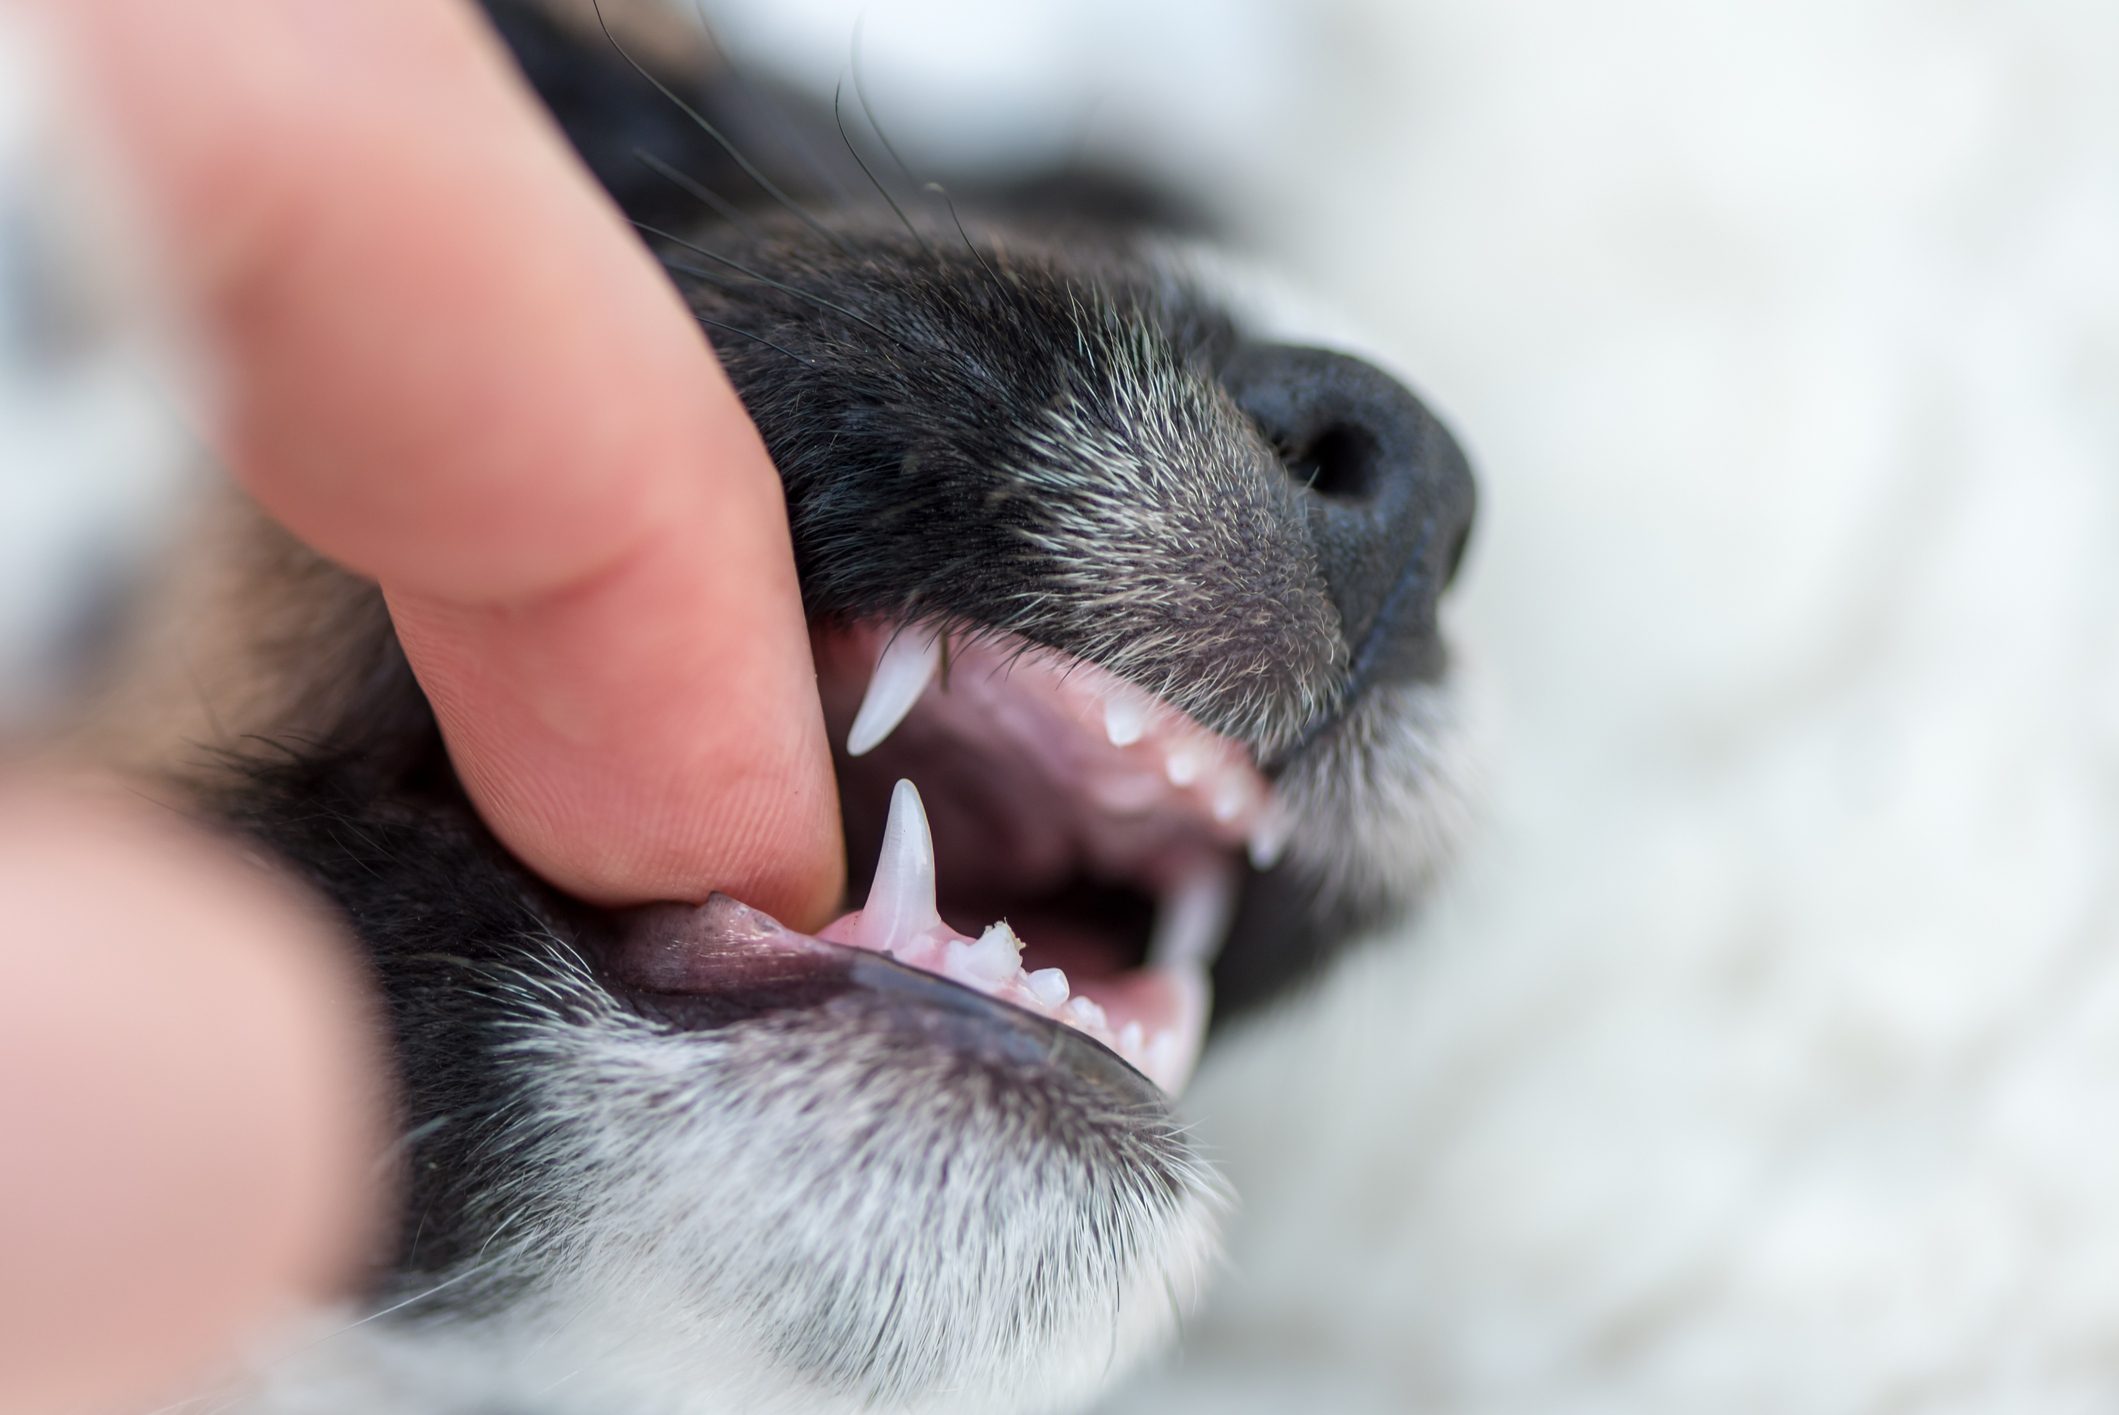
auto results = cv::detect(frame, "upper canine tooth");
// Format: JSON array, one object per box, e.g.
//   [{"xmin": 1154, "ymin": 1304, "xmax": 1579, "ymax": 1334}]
[
  {"xmin": 1103, "ymin": 695, "xmax": 1148, "ymax": 747},
  {"xmin": 847, "ymin": 631, "xmax": 943, "ymax": 757},
  {"xmin": 856, "ymin": 779, "xmax": 942, "ymax": 954},
  {"xmin": 1150, "ymin": 858, "xmax": 1239, "ymax": 968}
]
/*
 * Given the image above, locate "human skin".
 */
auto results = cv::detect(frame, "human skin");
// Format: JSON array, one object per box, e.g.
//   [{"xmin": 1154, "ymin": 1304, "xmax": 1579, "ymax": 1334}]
[
  {"xmin": 0, "ymin": 791, "xmax": 384, "ymax": 1415},
  {"xmin": 4, "ymin": 0, "xmax": 841, "ymax": 1408}
]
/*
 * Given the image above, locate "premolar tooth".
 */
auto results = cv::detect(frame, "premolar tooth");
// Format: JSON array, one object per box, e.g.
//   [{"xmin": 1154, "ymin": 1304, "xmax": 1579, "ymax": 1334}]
[
  {"xmin": 1104, "ymin": 696, "xmax": 1148, "ymax": 747},
  {"xmin": 847, "ymin": 632, "xmax": 942, "ymax": 757},
  {"xmin": 1150, "ymin": 858, "xmax": 1239, "ymax": 968},
  {"xmin": 856, "ymin": 780, "xmax": 941, "ymax": 954},
  {"xmin": 1211, "ymin": 774, "xmax": 1248, "ymax": 823},
  {"xmin": 1120, "ymin": 1020, "xmax": 1145, "ymax": 1055},
  {"xmin": 1025, "ymin": 967, "xmax": 1070, "ymax": 1008}
]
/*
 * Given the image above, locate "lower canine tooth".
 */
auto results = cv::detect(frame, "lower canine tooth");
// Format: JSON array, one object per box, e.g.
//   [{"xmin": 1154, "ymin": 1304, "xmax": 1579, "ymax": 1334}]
[
  {"xmin": 1143, "ymin": 966, "xmax": 1211, "ymax": 1095},
  {"xmin": 1145, "ymin": 1031, "xmax": 1184, "ymax": 1092},
  {"xmin": 856, "ymin": 780, "xmax": 942, "ymax": 955},
  {"xmin": 847, "ymin": 631, "xmax": 943, "ymax": 757}
]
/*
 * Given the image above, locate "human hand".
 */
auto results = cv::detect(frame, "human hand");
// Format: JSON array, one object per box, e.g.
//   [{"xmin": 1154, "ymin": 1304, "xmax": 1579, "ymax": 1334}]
[
  {"xmin": 4, "ymin": 0, "xmax": 842, "ymax": 1409},
  {"xmin": 53, "ymin": 0, "xmax": 845, "ymax": 926},
  {"xmin": 0, "ymin": 790, "xmax": 382, "ymax": 1415}
]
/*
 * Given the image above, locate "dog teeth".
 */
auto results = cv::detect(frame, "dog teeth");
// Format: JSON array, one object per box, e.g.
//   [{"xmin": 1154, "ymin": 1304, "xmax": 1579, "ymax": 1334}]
[
  {"xmin": 847, "ymin": 631, "xmax": 942, "ymax": 757},
  {"xmin": 1246, "ymin": 805, "xmax": 1293, "ymax": 870},
  {"xmin": 856, "ymin": 780, "xmax": 942, "ymax": 954},
  {"xmin": 1063, "ymin": 996, "xmax": 1108, "ymax": 1031},
  {"xmin": 1103, "ymin": 695, "xmax": 1148, "ymax": 747},
  {"xmin": 948, "ymin": 922, "xmax": 1022, "ymax": 987},
  {"xmin": 1025, "ymin": 967, "xmax": 1070, "ymax": 1008},
  {"xmin": 1150, "ymin": 859, "xmax": 1239, "ymax": 968},
  {"xmin": 1164, "ymin": 746, "xmax": 1203, "ymax": 786},
  {"xmin": 1211, "ymin": 774, "xmax": 1249, "ymax": 823}
]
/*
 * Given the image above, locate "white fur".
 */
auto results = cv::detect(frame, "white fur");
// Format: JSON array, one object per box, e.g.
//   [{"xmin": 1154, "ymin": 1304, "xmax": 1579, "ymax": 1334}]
[
  {"xmin": 493, "ymin": 972, "xmax": 1223, "ymax": 1415},
  {"xmin": 220, "ymin": 932, "xmax": 1224, "ymax": 1415}
]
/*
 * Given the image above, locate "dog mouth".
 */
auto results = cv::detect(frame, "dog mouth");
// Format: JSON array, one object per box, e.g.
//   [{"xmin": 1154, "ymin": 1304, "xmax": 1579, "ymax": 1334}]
[{"xmin": 609, "ymin": 622, "xmax": 1291, "ymax": 1097}]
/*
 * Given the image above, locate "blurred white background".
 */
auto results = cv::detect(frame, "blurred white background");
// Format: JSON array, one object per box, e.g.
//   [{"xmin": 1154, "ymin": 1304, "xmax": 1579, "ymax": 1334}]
[{"xmin": 713, "ymin": 1, "xmax": 2119, "ymax": 1409}]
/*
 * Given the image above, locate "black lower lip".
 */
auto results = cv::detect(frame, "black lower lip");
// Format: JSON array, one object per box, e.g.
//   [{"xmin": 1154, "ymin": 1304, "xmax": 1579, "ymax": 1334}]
[{"xmin": 591, "ymin": 902, "xmax": 1166, "ymax": 1106}]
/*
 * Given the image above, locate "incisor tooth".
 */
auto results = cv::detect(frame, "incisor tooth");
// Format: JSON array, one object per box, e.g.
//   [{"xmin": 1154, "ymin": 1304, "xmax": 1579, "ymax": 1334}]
[
  {"xmin": 856, "ymin": 780, "xmax": 941, "ymax": 955},
  {"xmin": 1026, "ymin": 967, "xmax": 1070, "ymax": 1008},
  {"xmin": 948, "ymin": 923, "xmax": 1022, "ymax": 987},
  {"xmin": 1247, "ymin": 805, "xmax": 1293, "ymax": 870},
  {"xmin": 1103, "ymin": 696, "xmax": 1147, "ymax": 747},
  {"xmin": 1063, "ymin": 996, "xmax": 1107, "ymax": 1031},
  {"xmin": 1164, "ymin": 747, "xmax": 1202, "ymax": 786},
  {"xmin": 847, "ymin": 632, "xmax": 942, "ymax": 757}
]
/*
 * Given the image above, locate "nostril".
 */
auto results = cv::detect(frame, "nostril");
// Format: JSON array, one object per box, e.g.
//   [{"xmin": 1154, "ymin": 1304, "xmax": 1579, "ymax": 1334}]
[
  {"xmin": 1278, "ymin": 423, "xmax": 1381, "ymax": 503},
  {"xmin": 1220, "ymin": 341, "xmax": 1476, "ymax": 679}
]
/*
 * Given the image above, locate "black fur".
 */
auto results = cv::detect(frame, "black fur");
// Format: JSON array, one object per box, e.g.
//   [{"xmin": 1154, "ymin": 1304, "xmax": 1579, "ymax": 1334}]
[
  {"xmin": 214, "ymin": 740, "xmax": 572, "ymax": 1299},
  {"xmin": 194, "ymin": 7, "xmax": 1477, "ymax": 1401}
]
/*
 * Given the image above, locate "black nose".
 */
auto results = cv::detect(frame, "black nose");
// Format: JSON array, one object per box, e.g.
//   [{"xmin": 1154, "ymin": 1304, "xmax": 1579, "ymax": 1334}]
[{"xmin": 1222, "ymin": 344, "xmax": 1476, "ymax": 688}]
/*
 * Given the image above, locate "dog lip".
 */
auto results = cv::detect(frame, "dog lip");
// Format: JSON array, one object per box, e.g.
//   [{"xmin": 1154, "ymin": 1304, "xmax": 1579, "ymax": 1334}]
[{"xmin": 597, "ymin": 896, "xmax": 1167, "ymax": 1104}]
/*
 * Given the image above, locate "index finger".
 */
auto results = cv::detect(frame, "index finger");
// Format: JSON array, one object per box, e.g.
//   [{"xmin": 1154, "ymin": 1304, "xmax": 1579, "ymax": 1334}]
[{"xmin": 49, "ymin": 0, "xmax": 844, "ymax": 923}]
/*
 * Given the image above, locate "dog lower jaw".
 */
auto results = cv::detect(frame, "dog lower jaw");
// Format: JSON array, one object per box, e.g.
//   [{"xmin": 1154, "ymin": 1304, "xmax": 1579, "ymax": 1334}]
[
  {"xmin": 228, "ymin": 1217, "xmax": 1221, "ymax": 1415},
  {"xmin": 272, "ymin": 879, "xmax": 1230, "ymax": 1415},
  {"xmin": 217, "ymin": 977, "xmax": 1228, "ymax": 1415},
  {"xmin": 607, "ymin": 784, "xmax": 1212, "ymax": 1095}
]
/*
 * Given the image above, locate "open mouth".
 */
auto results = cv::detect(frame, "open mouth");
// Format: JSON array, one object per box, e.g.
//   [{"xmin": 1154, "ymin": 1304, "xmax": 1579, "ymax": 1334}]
[
  {"xmin": 819, "ymin": 622, "xmax": 1291, "ymax": 1095},
  {"xmin": 615, "ymin": 622, "xmax": 1289, "ymax": 1097}
]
